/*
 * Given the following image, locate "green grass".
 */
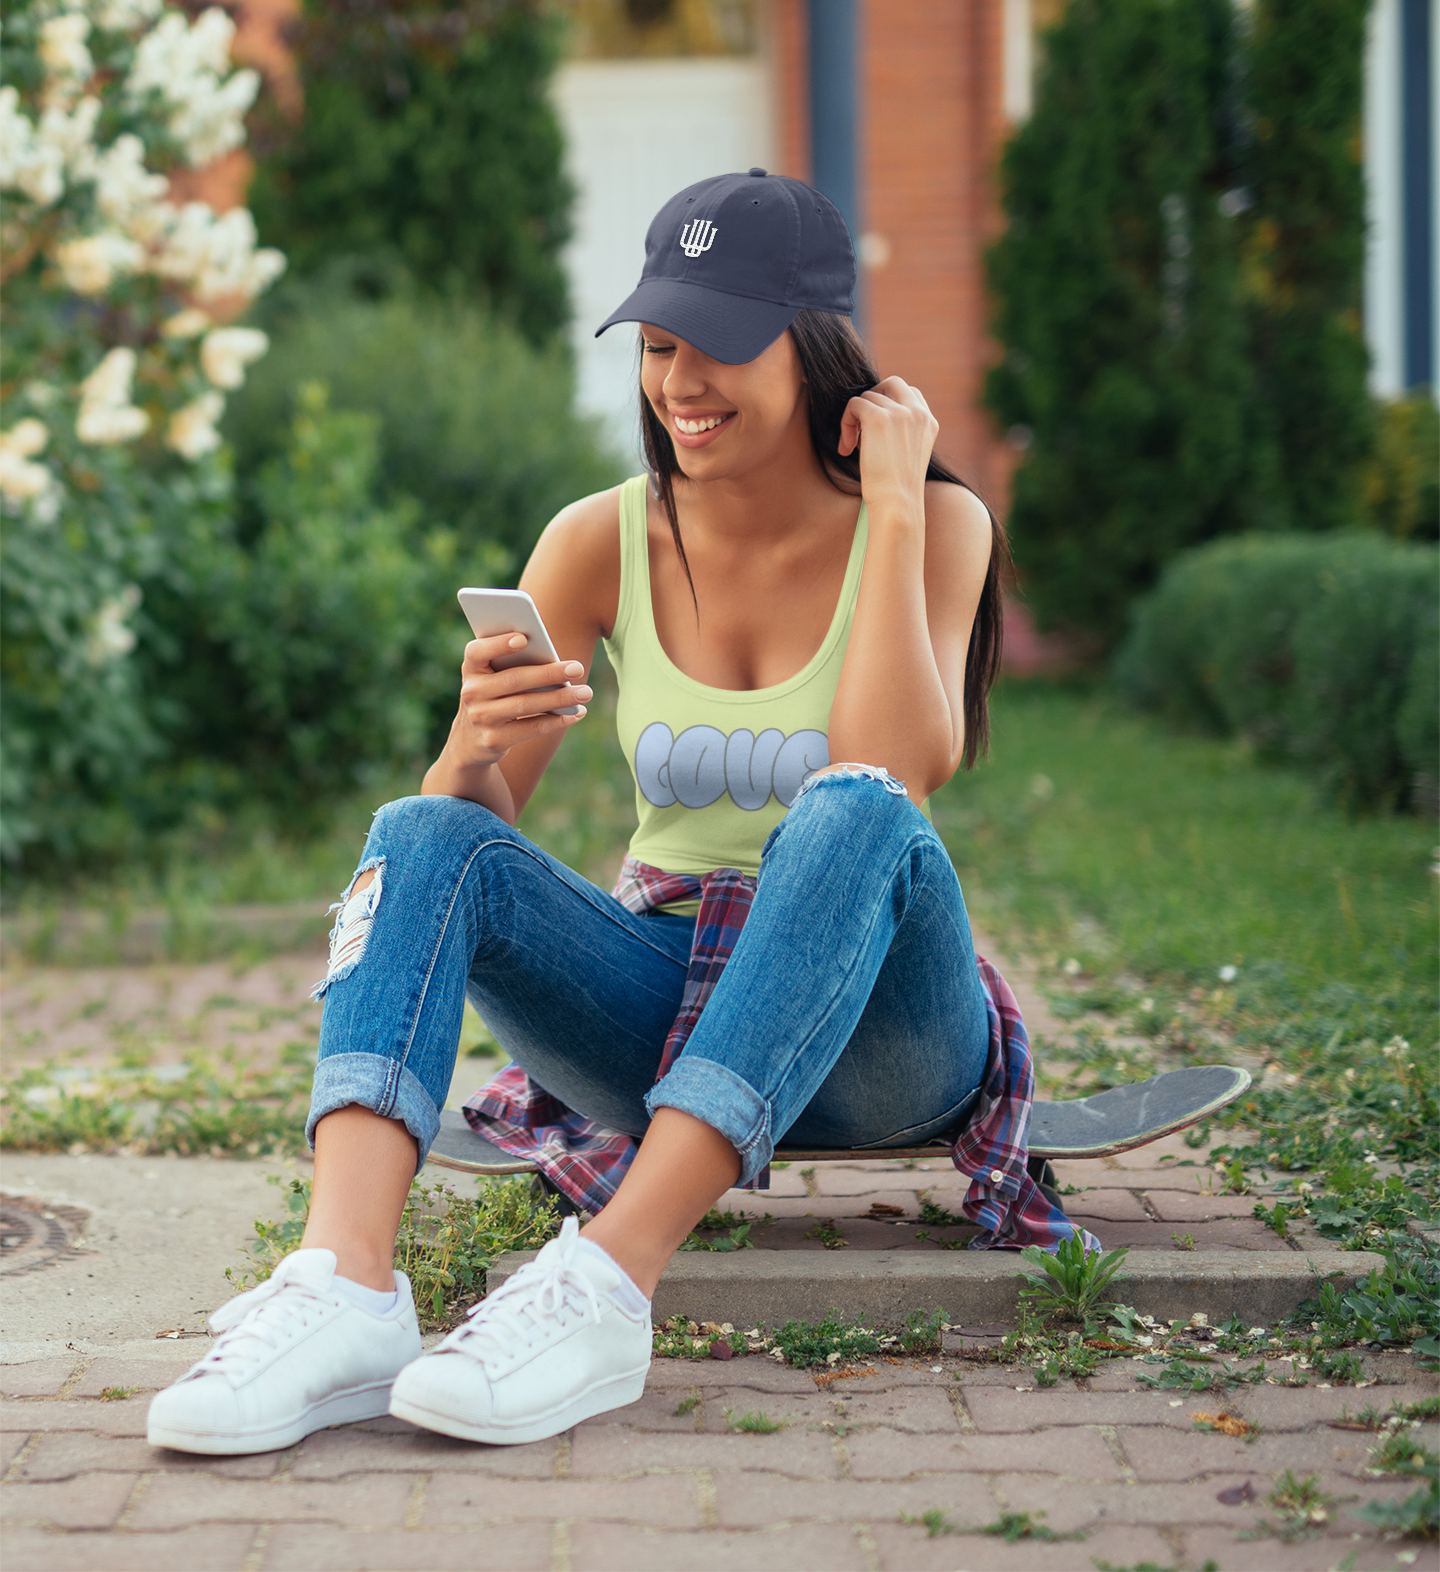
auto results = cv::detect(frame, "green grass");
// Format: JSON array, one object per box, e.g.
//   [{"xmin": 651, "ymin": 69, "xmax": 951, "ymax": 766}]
[
  {"xmin": 932, "ymin": 680, "xmax": 1438, "ymax": 1259},
  {"xmin": 932, "ymin": 680, "xmax": 1436, "ymax": 1057}
]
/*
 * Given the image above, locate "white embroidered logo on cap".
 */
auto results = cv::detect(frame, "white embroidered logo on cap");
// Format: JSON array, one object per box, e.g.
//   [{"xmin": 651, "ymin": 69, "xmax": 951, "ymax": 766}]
[{"xmin": 679, "ymin": 219, "xmax": 717, "ymax": 259}]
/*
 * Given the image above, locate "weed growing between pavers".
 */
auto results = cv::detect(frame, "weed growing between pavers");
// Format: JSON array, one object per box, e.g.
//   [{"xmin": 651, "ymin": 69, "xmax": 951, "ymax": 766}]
[
  {"xmin": 1137, "ymin": 1355, "xmax": 1270, "ymax": 1394},
  {"xmin": 916, "ymin": 1194, "xmax": 968, "ymax": 1227},
  {"xmin": 1019, "ymin": 1232, "xmax": 1130, "ymax": 1320},
  {"xmin": 767, "ymin": 1312, "xmax": 883, "ymax": 1369},
  {"xmin": 677, "ymin": 1207, "xmax": 769, "ymax": 1253},
  {"xmin": 1293, "ymin": 1248, "xmax": 1440, "ymax": 1357},
  {"xmin": 722, "ymin": 1407, "xmax": 784, "ymax": 1433},
  {"xmin": 98, "ymin": 1386, "xmax": 137, "ymax": 1401},
  {"xmin": 899, "ymin": 1507, "xmax": 1084, "ymax": 1543},
  {"xmin": 1354, "ymin": 1421, "xmax": 1440, "ymax": 1540},
  {"xmin": 1246, "ymin": 1469, "xmax": 1349, "ymax": 1542},
  {"xmin": 1093, "ymin": 1560, "xmax": 1218, "ymax": 1572},
  {"xmin": 228, "ymin": 1173, "xmax": 559, "ymax": 1329},
  {"xmin": 805, "ymin": 1218, "xmax": 848, "ymax": 1249},
  {"xmin": 651, "ymin": 1316, "xmax": 746, "ymax": 1359},
  {"xmin": 899, "ymin": 1307, "xmax": 945, "ymax": 1354}
]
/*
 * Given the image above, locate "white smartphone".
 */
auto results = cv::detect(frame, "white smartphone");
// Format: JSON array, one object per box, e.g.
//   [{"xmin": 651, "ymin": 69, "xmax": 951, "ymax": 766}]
[{"xmin": 456, "ymin": 587, "xmax": 582, "ymax": 716}]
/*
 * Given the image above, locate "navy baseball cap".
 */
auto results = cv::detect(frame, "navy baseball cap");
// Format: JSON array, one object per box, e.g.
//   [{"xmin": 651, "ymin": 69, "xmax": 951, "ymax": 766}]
[{"xmin": 596, "ymin": 169, "xmax": 856, "ymax": 365}]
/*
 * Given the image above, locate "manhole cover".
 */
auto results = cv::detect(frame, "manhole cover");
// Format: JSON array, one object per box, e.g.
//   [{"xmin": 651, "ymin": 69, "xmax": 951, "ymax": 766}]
[{"xmin": 0, "ymin": 1194, "xmax": 90, "ymax": 1275}]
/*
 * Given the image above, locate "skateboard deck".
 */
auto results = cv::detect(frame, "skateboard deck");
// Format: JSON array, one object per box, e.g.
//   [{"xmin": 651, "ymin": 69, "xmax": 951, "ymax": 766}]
[{"xmin": 425, "ymin": 1064, "xmax": 1251, "ymax": 1177}]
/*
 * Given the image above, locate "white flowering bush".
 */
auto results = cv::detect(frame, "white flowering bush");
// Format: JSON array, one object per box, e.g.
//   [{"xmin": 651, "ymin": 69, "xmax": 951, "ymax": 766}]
[{"xmin": 0, "ymin": 0, "xmax": 284, "ymax": 861}]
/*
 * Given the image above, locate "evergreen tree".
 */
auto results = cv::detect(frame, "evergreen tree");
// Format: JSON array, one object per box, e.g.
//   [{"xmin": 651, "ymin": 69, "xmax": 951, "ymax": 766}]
[
  {"xmin": 1243, "ymin": 0, "xmax": 1372, "ymax": 532},
  {"xmin": 985, "ymin": 0, "xmax": 1260, "ymax": 644},
  {"xmin": 249, "ymin": 0, "xmax": 572, "ymax": 347}
]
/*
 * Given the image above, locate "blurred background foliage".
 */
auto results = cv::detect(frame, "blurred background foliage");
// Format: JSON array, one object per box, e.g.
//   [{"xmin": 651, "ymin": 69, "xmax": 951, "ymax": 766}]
[
  {"xmin": 987, "ymin": 0, "xmax": 1435, "ymax": 644},
  {"xmin": 224, "ymin": 263, "xmax": 619, "ymax": 565},
  {"xmin": 4, "ymin": 0, "xmax": 1434, "ymax": 887},
  {"xmin": 247, "ymin": 0, "xmax": 573, "ymax": 347},
  {"xmin": 3, "ymin": 0, "xmax": 622, "ymax": 881},
  {"xmin": 986, "ymin": 0, "xmax": 1435, "ymax": 817}
]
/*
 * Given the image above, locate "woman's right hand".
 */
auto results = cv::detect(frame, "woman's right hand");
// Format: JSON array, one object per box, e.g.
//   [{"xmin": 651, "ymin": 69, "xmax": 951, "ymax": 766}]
[{"xmin": 453, "ymin": 633, "xmax": 592, "ymax": 769}]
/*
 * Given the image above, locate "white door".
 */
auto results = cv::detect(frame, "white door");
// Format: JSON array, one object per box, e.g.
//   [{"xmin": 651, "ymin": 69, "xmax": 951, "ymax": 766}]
[{"xmin": 553, "ymin": 58, "xmax": 775, "ymax": 458}]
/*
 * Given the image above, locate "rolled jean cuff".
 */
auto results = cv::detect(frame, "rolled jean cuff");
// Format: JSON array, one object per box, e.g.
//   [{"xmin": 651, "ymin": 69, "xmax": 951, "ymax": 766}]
[
  {"xmin": 307, "ymin": 1052, "xmax": 440, "ymax": 1174},
  {"xmin": 645, "ymin": 1056, "xmax": 773, "ymax": 1187}
]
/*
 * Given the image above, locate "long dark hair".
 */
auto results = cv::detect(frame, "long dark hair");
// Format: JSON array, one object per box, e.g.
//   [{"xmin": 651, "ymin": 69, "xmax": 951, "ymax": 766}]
[{"xmin": 637, "ymin": 308, "xmax": 1011, "ymax": 769}]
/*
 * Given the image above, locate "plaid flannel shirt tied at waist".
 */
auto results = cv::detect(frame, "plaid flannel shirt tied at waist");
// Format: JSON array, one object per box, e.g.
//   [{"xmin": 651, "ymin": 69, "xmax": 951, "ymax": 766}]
[{"xmin": 463, "ymin": 855, "xmax": 1098, "ymax": 1253}]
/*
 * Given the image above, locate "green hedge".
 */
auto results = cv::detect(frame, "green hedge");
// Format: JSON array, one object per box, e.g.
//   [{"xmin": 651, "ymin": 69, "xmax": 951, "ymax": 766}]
[
  {"xmin": 1114, "ymin": 533, "xmax": 1439, "ymax": 811},
  {"xmin": 225, "ymin": 272, "xmax": 620, "ymax": 567}
]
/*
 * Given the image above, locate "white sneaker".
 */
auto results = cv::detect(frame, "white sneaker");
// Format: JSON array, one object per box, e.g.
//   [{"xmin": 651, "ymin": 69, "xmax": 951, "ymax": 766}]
[
  {"xmin": 389, "ymin": 1217, "xmax": 650, "ymax": 1445},
  {"xmin": 146, "ymin": 1249, "xmax": 421, "ymax": 1455}
]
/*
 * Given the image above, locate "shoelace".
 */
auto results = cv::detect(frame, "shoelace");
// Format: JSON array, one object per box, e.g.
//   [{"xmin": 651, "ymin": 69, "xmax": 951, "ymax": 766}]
[
  {"xmin": 441, "ymin": 1219, "xmax": 602, "ymax": 1369},
  {"xmin": 186, "ymin": 1263, "xmax": 337, "ymax": 1382}
]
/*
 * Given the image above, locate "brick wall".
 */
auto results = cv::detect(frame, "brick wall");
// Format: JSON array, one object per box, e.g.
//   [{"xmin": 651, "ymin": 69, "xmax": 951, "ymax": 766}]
[{"xmin": 859, "ymin": 0, "xmax": 1012, "ymax": 506}]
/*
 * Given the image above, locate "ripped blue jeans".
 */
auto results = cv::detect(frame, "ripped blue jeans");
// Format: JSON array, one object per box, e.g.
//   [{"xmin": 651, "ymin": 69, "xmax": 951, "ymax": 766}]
[{"xmin": 308, "ymin": 770, "xmax": 991, "ymax": 1184}]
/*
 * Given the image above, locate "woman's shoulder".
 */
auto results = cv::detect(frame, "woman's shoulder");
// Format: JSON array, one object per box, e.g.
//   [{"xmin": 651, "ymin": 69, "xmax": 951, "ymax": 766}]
[
  {"xmin": 523, "ymin": 481, "xmax": 633, "ymax": 640},
  {"xmin": 919, "ymin": 478, "xmax": 994, "ymax": 585},
  {"xmin": 922, "ymin": 477, "xmax": 992, "ymax": 535},
  {"xmin": 528, "ymin": 481, "xmax": 630, "ymax": 575},
  {"xmin": 537, "ymin": 481, "xmax": 628, "ymax": 551}
]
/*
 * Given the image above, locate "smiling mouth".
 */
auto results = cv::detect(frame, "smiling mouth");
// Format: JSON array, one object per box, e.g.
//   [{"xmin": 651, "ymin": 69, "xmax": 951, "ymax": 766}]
[{"xmin": 672, "ymin": 411, "xmax": 735, "ymax": 435}]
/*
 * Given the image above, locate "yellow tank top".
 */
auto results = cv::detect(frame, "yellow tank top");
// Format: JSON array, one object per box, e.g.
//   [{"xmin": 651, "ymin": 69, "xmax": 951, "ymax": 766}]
[{"xmin": 603, "ymin": 474, "xmax": 868, "ymax": 880}]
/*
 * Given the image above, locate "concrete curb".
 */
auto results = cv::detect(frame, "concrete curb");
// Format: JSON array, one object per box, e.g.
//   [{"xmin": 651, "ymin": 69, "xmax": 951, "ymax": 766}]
[{"xmin": 489, "ymin": 1248, "xmax": 1386, "ymax": 1327}]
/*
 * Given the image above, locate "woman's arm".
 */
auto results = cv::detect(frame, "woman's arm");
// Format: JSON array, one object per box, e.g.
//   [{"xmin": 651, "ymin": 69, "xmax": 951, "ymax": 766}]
[
  {"xmin": 420, "ymin": 487, "xmax": 622, "ymax": 821},
  {"xmin": 825, "ymin": 379, "xmax": 993, "ymax": 803}
]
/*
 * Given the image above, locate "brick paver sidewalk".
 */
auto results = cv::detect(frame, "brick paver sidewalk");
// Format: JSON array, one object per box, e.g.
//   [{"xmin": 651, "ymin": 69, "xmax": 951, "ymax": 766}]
[
  {"xmin": 4, "ymin": 1345, "xmax": 1435, "ymax": 1571},
  {"xmin": 5, "ymin": 943, "xmax": 1434, "ymax": 1569}
]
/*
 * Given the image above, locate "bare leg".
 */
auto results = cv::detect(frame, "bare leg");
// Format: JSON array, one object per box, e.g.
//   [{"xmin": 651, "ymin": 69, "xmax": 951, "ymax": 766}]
[
  {"xmin": 300, "ymin": 1106, "xmax": 416, "ymax": 1290},
  {"xmin": 581, "ymin": 1108, "xmax": 741, "ymax": 1298}
]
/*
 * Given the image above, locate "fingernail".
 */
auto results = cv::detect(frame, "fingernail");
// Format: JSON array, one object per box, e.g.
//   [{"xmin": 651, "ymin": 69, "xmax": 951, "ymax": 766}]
[
  {"xmin": 509, "ymin": 634, "xmax": 526, "ymax": 648},
  {"xmin": 573, "ymin": 705, "xmax": 587, "ymax": 718},
  {"xmin": 565, "ymin": 662, "xmax": 583, "ymax": 676}
]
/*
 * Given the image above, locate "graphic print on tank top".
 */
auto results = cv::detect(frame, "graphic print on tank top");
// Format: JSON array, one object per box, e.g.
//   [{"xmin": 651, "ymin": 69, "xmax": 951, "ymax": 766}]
[
  {"xmin": 633, "ymin": 723, "xmax": 830, "ymax": 811},
  {"xmin": 604, "ymin": 476, "xmax": 868, "ymax": 879}
]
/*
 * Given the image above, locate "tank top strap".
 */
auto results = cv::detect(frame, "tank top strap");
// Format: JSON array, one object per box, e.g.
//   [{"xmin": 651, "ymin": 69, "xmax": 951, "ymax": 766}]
[{"xmin": 610, "ymin": 474, "xmax": 651, "ymax": 660}]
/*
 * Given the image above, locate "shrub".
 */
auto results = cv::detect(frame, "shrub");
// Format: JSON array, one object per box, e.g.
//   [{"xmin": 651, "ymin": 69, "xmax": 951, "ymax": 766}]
[
  {"xmin": 1244, "ymin": 0, "xmax": 1374, "ymax": 537},
  {"xmin": 247, "ymin": 0, "xmax": 571, "ymax": 347},
  {"xmin": 1364, "ymin": 392, "xmax": 1440, "ymax": 541},
  {"xmin": 1115, "ymin": 532, "xmax": 1439, "ymax": 810},
  {"xmin": 1397, "ymin": 636, "xmax": 1439, "ymax": 813},
  {"xmin": 224, "ymin": 273, "xmax": 623, "ymax": 566},
  {"xmin": 984, "ymin": 0, "xmax": 1262, "ymax": 646},
  {"xmin": 154, "ymin": 382, "xmax": 508, "ymax": 815},
  {"xmin": 0, "ymin": 0, "xmax": 285, "ymax": 865},
  {"xmin": 986, "ymin": 0, "xmax": 1374, "ymax": 643},
  {"xmin": 1287, "ymin": 546, "xmax": 1439, "ymax": 809}
]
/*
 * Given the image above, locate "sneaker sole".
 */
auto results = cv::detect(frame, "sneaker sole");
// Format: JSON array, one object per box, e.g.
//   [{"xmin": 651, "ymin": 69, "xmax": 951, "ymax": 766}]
[
  {"xmin": 389, "ymin": 1364, "xmax": 648, "ymax": 1446},
  {"xmin": 147, "ymin": 1379, "xmax": 396, "ymax": 1455}
]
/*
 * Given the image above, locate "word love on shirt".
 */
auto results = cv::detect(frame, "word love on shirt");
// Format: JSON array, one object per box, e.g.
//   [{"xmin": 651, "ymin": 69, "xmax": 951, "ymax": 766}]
[{"xmin": 634, "ymin": 723, "xmax": 829, "ymax": 812}]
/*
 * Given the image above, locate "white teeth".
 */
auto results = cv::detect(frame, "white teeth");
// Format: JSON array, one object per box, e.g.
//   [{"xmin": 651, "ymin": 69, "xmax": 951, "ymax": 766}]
[{"xmin": 675, "ymin": 414, "xmax": 729, "ymax": 434}]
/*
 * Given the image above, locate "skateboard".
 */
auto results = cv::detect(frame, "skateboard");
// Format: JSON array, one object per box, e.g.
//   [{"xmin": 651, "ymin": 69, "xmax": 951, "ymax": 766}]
[{"xmin": 424, "ymin": 1064, "xmax": 1252, "ymax": 1178}]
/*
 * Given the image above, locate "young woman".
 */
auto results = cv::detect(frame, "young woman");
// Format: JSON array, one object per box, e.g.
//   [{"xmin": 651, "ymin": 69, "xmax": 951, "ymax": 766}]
[{"xmin": 147, "ymin": 170, "xmax": 1011, "ymax": 1457}]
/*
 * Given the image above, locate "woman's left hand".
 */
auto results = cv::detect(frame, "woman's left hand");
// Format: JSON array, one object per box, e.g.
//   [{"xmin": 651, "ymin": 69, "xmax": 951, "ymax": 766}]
[{"xmin": 838, "ymin": 375, "xmax": 939, "ymax": 518}]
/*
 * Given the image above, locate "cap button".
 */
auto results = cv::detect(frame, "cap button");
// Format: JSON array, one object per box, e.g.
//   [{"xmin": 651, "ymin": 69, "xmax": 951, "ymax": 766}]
[{"xmin": 748, "ymin": 167, "xmax": 767, "ymax": 177}]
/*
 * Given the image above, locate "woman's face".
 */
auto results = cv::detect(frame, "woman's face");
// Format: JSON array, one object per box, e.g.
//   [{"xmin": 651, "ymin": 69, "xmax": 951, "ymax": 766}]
[{"xmin": 639, "ymin": 323, "xmax": 809, "ymax": 481}]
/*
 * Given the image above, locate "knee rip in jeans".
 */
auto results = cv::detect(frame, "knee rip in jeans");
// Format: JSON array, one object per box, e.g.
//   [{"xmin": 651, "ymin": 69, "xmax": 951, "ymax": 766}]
[
  {"xmin": 793, "ymin": 762, "xmax": 907, "ymax": 804},
  {"xmin": 310, "ymin": 859, "xmax": 384, "ymax": 1001}
]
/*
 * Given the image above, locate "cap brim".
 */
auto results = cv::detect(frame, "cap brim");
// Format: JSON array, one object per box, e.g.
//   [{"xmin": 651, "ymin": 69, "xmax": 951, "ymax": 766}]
[{"xmin": 595, "ymin": 280, "xmax": 800, "ymax": 365}]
